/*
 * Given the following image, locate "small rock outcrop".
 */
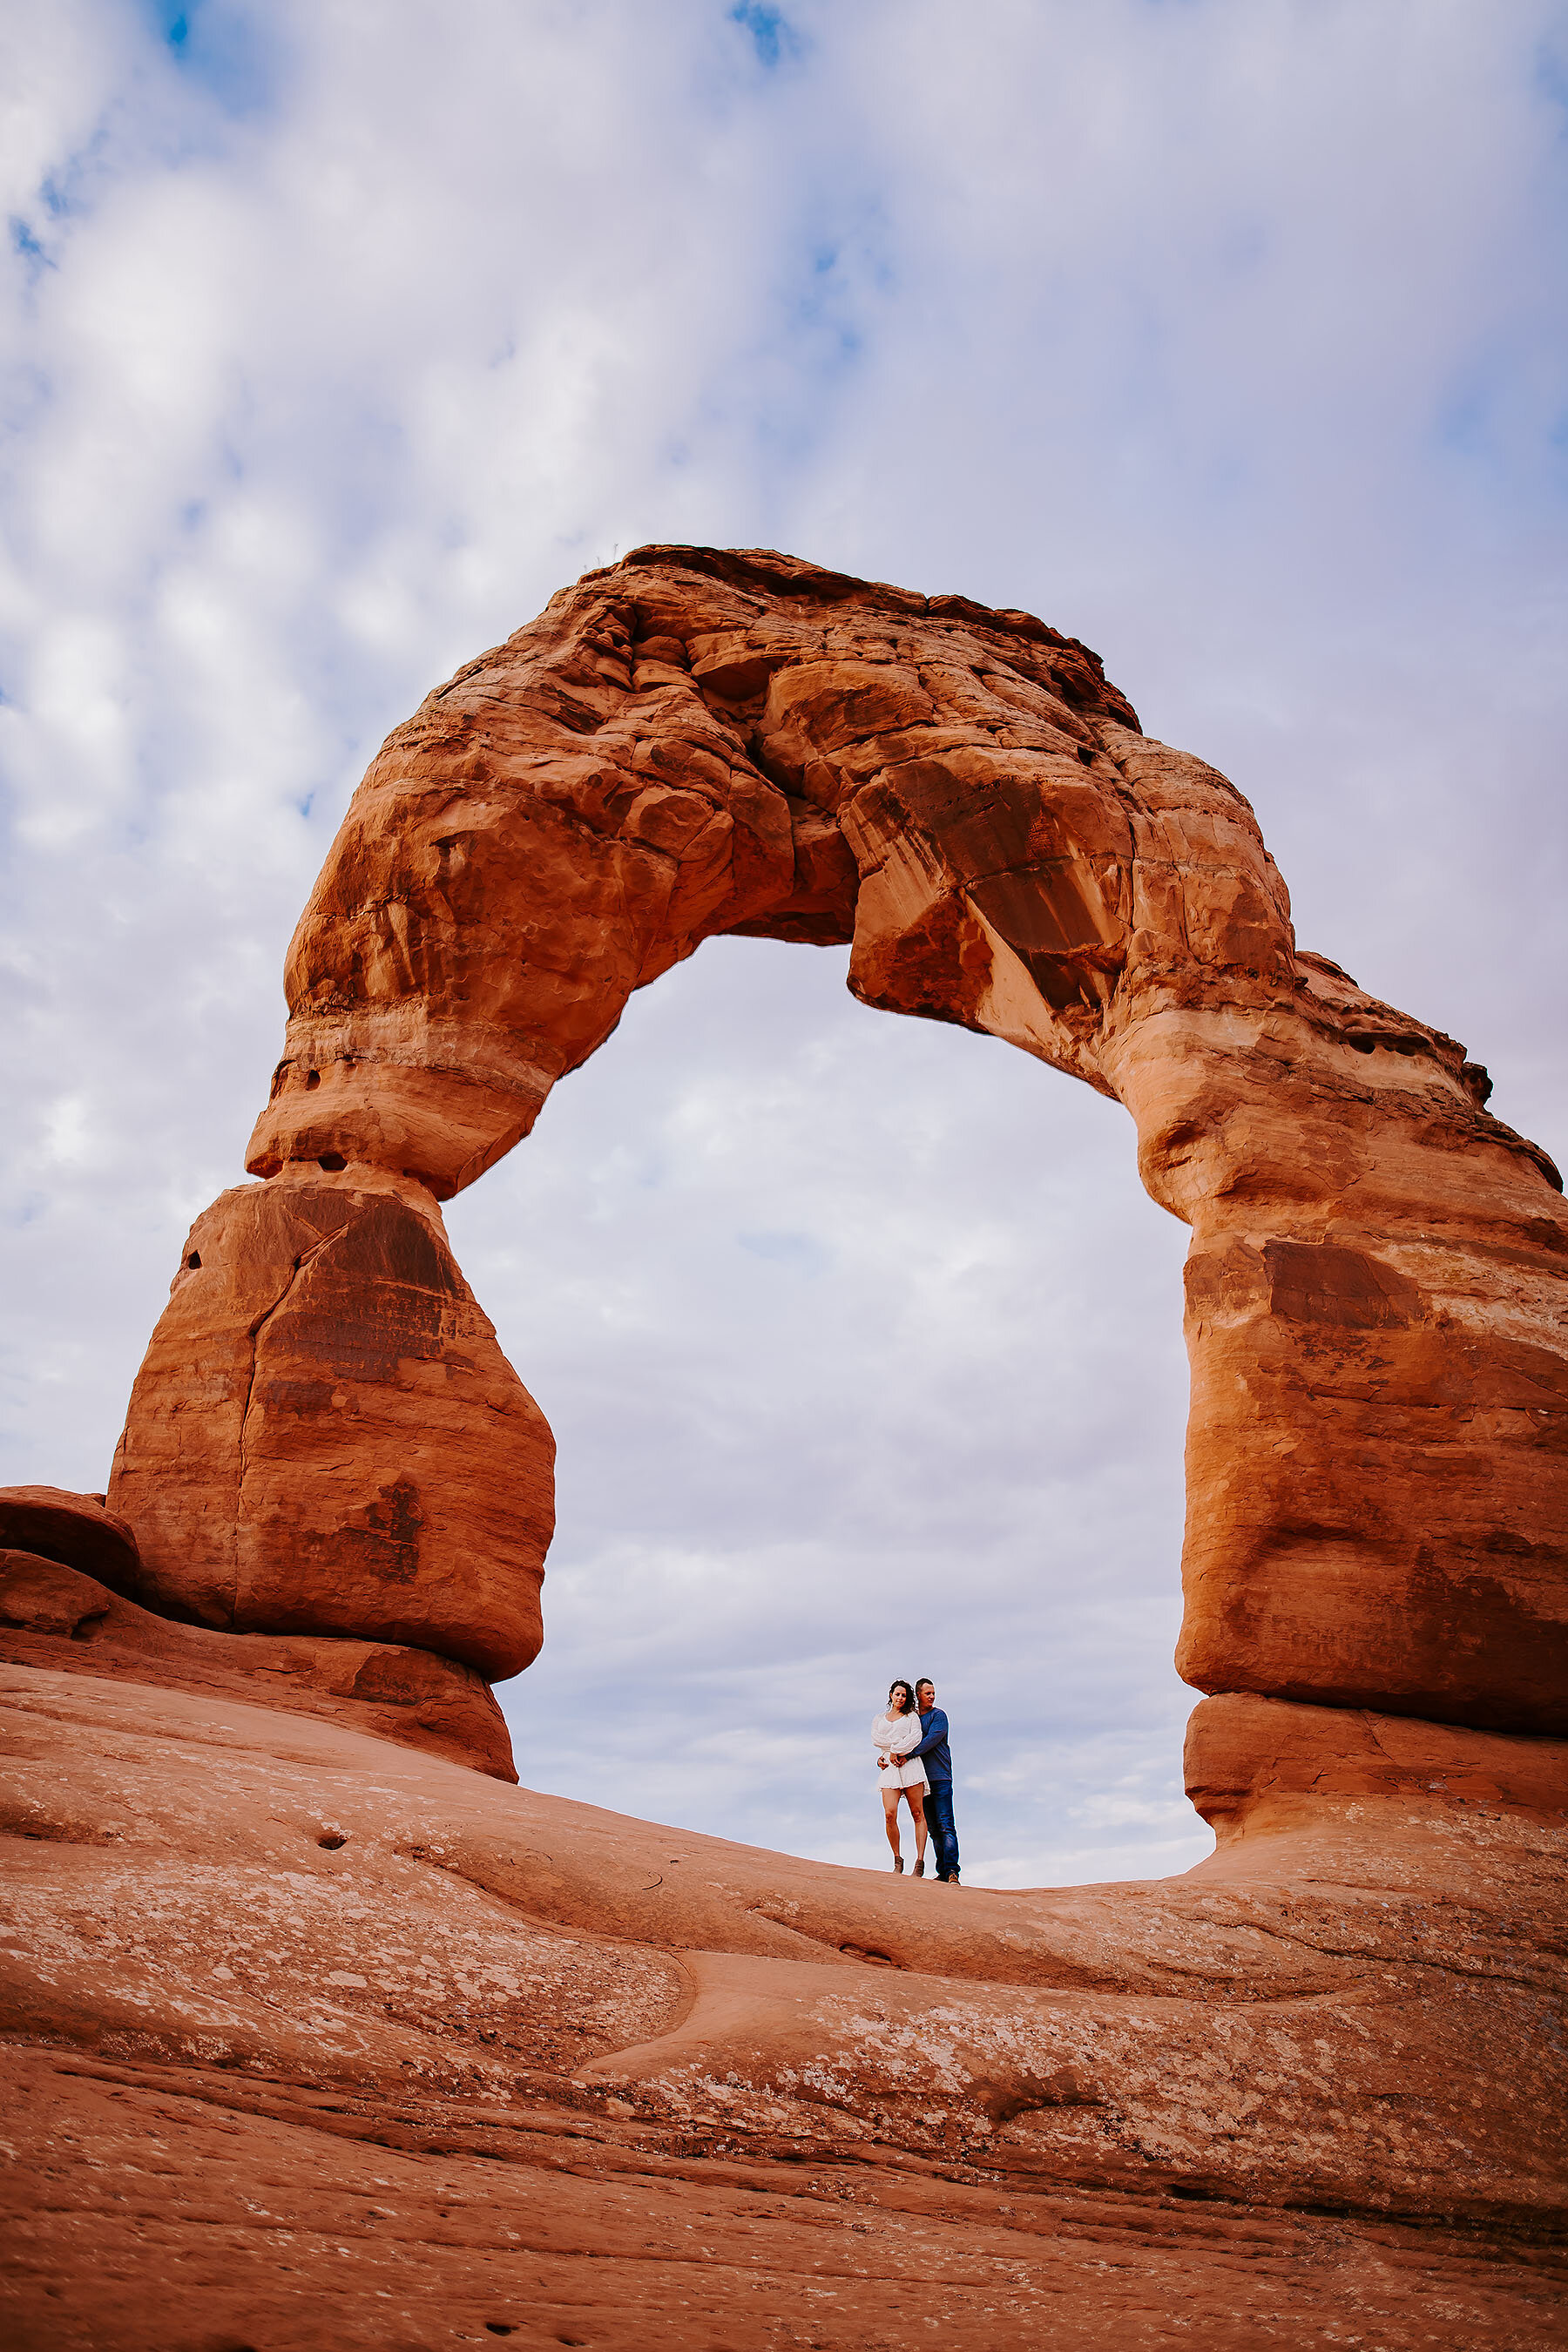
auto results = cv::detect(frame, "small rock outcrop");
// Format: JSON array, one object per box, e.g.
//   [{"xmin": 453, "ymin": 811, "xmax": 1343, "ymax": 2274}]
[
  {"xmin": 0, "ymin": 1486, "xmax": 140, "ymax": 1597},
  {"xmin": 0, "ymin": 1504, "xmax": 516, "ymax": 1781}
]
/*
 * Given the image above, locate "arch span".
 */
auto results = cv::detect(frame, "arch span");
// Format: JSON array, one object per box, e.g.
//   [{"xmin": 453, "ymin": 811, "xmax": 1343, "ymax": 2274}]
[{"xmin": 111, "ymin": 548, "xmax": 1568, "ymax": 1736}]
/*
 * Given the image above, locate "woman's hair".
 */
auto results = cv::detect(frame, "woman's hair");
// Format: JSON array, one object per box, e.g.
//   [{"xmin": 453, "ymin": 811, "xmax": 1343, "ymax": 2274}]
[{"xmin": 887, "ymin": 1679, "xmax": 916, "ymax": 1715}]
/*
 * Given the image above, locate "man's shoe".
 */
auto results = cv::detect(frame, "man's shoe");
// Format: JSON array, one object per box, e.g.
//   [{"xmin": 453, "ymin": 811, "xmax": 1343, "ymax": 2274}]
[{"xmin": 943, "ymin": 1873, "xmax": 962, "ymax": 1884}]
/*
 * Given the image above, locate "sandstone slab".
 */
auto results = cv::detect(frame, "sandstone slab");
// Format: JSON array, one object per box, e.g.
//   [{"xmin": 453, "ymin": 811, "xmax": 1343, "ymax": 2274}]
[
  {"xmin": 1, "ymin": 1670, "xmax": 1565, "ymax": 2348},
  {"xmin": 0, "ymin": 1551, "xmax": 516, "ymax": 1780},
  {"xmin": 0, "ymin": 1487, "xmax": 139, "ymax": 1598}
]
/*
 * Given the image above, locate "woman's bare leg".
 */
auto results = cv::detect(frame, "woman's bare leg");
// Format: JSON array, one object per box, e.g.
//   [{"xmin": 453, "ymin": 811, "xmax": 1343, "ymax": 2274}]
[
  {"xmin": 882, "ymin": 1786, "xmax": 902, "ymax": 1866},
  {"xmin": 905, "ymin": 1788, "xmax": 929, "ymax": 1870}
]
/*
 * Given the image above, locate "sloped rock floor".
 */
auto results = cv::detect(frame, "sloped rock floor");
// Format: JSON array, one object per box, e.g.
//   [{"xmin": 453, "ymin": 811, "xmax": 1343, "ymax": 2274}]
[{"xmin": 3, "ymin": 1666, "xmax": 1565, "ymax": 2349}]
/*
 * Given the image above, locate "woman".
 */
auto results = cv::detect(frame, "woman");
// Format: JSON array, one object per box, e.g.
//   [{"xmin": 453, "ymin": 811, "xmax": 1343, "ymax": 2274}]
[{"xmin": 871, "ymin": 1678, "xmax": 929, "ymax": 1875}]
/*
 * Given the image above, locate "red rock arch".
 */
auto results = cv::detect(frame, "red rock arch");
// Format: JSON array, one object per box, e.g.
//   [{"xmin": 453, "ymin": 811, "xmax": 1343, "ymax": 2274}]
[{"xmin": 111, "ymin": 548, "xmax": 1568, "ymax": 1735}]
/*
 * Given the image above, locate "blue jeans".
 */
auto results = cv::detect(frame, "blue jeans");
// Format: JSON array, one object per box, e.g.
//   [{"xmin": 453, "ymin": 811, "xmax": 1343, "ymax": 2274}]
[{"xmin": 924, "ymin": 1780, "xmax": 960, "ymax": 1879}]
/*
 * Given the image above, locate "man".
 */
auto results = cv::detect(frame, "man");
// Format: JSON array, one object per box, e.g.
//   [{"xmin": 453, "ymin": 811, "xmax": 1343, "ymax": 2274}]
[{"xmin": 909, "ymin": 1679, "xmax": 959, "ymax": 1883}]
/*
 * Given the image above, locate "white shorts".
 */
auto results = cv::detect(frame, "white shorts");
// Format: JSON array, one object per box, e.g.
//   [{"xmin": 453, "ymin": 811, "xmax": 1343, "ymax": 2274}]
[{"xmin": 877, "ymin": 1756, "xmax": 929, "ymax": 1792}]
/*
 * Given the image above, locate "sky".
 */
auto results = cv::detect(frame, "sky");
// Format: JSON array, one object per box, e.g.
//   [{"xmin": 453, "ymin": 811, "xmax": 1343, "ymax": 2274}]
[{"xmin": 3, "ymin": 0, "xmax": 1565, "ymax": 1888}]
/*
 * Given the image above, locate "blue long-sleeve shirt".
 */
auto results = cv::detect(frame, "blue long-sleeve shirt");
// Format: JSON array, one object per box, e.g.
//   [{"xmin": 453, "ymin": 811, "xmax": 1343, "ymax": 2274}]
[{"xmin": 909, "ymin": 1707, "xmax": 951, "ymax": 1784}]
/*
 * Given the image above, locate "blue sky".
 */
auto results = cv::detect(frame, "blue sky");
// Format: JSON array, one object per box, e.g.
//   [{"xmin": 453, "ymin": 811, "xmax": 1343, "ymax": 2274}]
[{"xmin": 3, "ymin": 0, "xmax": 1566, "ymax": 1884}]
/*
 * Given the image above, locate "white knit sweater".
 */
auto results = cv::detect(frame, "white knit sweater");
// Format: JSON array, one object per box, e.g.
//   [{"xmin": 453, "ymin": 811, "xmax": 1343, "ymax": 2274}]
[{"xmin": 871, "ymin": 1710, "xmax": 922, "ymax": 1761}]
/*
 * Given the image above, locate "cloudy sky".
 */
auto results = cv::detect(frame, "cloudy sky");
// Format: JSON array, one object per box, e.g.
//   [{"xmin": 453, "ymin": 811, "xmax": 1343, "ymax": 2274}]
[{"xmin": 3, "ymin": 1, "xmax": 1565, "ymax": 1887}]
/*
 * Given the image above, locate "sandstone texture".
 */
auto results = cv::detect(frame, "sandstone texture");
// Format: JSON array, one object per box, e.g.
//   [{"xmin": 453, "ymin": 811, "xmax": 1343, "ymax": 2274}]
[
  {"xmin": 0, "ymin": 1549, "xmax": 515, "ymax": 1781},
  {"xmin": 0, "ymin": 1485, "xmax": 140, "ymax": 1596},
  {"xmin": 112, "ymin": 1170, "xmax": 552, "ymax": 1680},
  {"xmin": 109, "ymin": 545, "xmax": 1567, "ymax": 1734},
  {"xmin": 3, "ymin": 1668, "xmax": 1565, "ymax": 2349}
]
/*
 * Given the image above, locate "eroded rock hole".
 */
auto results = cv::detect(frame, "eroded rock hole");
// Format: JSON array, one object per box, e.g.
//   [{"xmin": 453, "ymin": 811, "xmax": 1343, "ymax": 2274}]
[
  {"xmin": 317, "ymin": 1830, "xmax": 347, "ymax": 1850},
  {"xmin": 186, "ymin": 1252, "xmax": 200, "ymax": 1270},
  {"xmin": 317, "ymin": 1152, "xmax": 347, "ymax": 1171},
  {"xmin": 304, "ymin": 1069, "xmax": 321, "ymax": 1090}
]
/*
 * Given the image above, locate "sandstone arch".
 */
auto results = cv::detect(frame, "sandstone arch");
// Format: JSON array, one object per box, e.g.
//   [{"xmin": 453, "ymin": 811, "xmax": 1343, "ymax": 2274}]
[{"xmin": 110, "ymin": 547, "xmax": 1568, "ymax": 1739}]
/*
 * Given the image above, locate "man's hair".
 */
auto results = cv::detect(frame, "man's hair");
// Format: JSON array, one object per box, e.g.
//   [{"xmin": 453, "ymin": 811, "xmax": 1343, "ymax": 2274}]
[{"xmin": 915, "ymin": 1677, "xmax": 935, "ymax": 1693}]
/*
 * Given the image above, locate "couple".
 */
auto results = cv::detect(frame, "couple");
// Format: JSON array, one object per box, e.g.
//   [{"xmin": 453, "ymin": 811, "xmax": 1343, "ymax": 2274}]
[{"xmin": 872, "ymin": 1677, "xmax": 960, "ymax": 1882}]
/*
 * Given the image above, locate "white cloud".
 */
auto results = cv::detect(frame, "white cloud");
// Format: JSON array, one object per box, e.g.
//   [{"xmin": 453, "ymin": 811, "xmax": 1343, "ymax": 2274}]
[{"xmin": 2, "ymin": 0, "xmax": 1564, "ymax": 1883}]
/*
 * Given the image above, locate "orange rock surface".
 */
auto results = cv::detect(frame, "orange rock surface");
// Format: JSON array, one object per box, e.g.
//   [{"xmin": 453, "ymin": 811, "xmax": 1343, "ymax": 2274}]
[
  {"xmin": 0, "ymin": 1549, "xmax": 515, "ymax": 1781},
  {"xmin": 0, "ymin": 1486, "xmax": 140, "ymax": 1597},
  {"xmin": 112, "ymin": 1169, "xmax": 551, "ymax": 1680},
  {"xmin": 3, "ymin": 1668, "xmax": 1565, "ymax": 2349},
  {"xmin": 113, "ymin": 545, "xmax": 1566, "ymax": 1734}
]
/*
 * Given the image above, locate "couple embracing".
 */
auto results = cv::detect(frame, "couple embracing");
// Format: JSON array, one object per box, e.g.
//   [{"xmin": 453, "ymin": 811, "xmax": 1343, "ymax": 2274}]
[{"xmin": 872, "ymin": 1676, "xmax": 960, "ymax": 1882}]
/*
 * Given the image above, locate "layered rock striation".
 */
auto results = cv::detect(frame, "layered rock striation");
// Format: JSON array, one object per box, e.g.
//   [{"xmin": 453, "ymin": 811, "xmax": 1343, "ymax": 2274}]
[{"xmin": 0, "ymin": 1491, "xmax": 516, "ymax": 1781}]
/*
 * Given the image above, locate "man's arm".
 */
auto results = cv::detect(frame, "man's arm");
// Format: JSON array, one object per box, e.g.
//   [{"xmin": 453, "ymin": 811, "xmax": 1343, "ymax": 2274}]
[{"xmin": 907, "ymin": 1708, "xmax": 948, "ymax": 1761}]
